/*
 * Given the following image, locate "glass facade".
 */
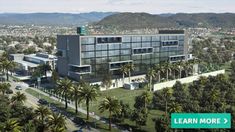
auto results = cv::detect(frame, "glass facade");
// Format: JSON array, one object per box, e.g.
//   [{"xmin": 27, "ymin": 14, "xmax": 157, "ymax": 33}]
[{"xmin": 80, "ymin": 34, "xmax": 185, "ymax": 78}]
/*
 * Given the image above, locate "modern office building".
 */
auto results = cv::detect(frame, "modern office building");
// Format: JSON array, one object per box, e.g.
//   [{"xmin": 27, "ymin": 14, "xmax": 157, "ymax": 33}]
[{"xmin": 57, "ymin": 29, "xmax": 190, "ymax": 84}]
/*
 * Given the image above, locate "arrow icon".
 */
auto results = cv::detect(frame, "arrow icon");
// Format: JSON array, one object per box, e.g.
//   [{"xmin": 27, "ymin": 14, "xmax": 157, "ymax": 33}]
[{"xmin": 224, "ymin": 118, "xmax": 228, "ymax": 124}]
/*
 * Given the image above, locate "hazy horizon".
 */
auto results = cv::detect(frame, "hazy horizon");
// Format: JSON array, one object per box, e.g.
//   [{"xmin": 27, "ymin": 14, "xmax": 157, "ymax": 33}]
[{"xmin": 0, "ymin": 0, "xmax": 234, "ymax": 14}]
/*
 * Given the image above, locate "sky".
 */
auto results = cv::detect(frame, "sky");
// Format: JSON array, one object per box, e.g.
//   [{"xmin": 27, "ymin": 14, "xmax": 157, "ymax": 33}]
[{"xmin": 0, "ymin": 0, "xmax": 234, "ymax": 14}]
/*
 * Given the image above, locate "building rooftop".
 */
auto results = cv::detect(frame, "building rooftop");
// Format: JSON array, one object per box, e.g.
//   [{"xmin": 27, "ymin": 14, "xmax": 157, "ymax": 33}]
[{"xmin": 14, "ymin": 59, "xmax": 38, "ymax": 68}]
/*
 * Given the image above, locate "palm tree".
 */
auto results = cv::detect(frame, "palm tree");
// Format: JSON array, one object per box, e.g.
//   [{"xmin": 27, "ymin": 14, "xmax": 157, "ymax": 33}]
[
  {"xmin": 120, "ymin": 65, "xmax": 128, "ymax": 85},
  {"xmin": 3, "ymin": 119, "xmax": 21, "ymax": 132},
  {"xmin": 182, "ymin": 61, "xmax": 192, "ymax": 77},
  {"xmin": 147, "ymin": 68, "xmax": 156, "ymax": 91},
  {"xmin": 140, "ymin": 91, "xmax": 151, "ymax": 114},
  {"xmin": 11, "ymin": 92, "xmax": 27, "ymax": 104},
  {"xmin": 162, "ymin": 88, "xmax": 172, "ymax": 114},
  {"xmin": 78, "ymin": 83, "xmax": 98, "ymax": 120},
  {"xmin": 48, "ymin": 113, "xmax": 66, "ymax": 129},
  {"xmin": 0, "ymin": 83, "xmax": 11, "ymax": 95},
  {"xmin": 99, "ymin": 96, "xmax": 121, "ymax": 131},
  {"xmin": 176, "ymin": 61, "xmax": 184, "ymax": 79},
  {"xmin": 2, "ymin": 60, "xmax": 16, "ymax": 81},
  {"xmin": 51, "ymin": 126, "xmax": 66, "ymax": 132},
  {"xmin": 126, "ymin": 63, "xmax": 134, "ymax": 83},
  {"xmin": 34, "ymin": 105, "xmax": 51, "ymax": 132},
  {"xmin": 154, "ymin": 64, "xmax": 162, "ymax": 82},
  {"xmin": 163, "ymin": 62, "xmax": 172, "ymax": 81},
  {"xmin": 56, "ymin": 78, "xmax": 73, "ymax": 109},
  {"xmin": 168, "ymin": 102, "xmax": 182, "ymax": 113},
  {"xmin": 39, "ymin": 64, "xmax": 51, "ymax": 78},
  {"xmin": 70, "ymin": 83, "xmax": 81, "ymax": 114}
]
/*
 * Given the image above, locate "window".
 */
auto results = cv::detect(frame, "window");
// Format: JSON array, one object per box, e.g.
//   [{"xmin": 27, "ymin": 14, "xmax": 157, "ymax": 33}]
[
  {"xmin": 81, "ymin": 37, "xmax": 95, "ymax": 44},
  {"xmin": 122, "ymin": 36, "xmax": 131, "ymax": 42},
  {"xmin": 120, "ymin": 50, "xmax": 131, "ymax": 55},
  {"xmin": 121, "ymin": 43, "xmax": 131, "ymax": 49},
  {"xmin": 96, "ymin": 44, "xmax": 107, "ymax": 51},
  {"xmin": 69, "ymin": 65, "xmax": 91, "ymax": 74},
  {"xmin": 108, "ymin": 50, "xmax": 119, "ymax": 56},
  {"xmin": 161, "ymin": 41, "xmax": 178, "ymax": 47},
  {"xmin": 81, "ymin": 52, "xmax": 95, "ymax": 58},
  {"xmin": 81, "ymin": 45, "xmax": 94, "ymax": 51},
  {"xmin": 108, "ymin": 43, "xmax": 120, "ymax": 50},
  {"xmin": 109, "ymin": 61, "xmax": 132, "ymax": 70},
  {"xmin": 152, "ymin": 36, "xmax": 160, "ymax": 41},
  {"xmin": 132, "ymin": 36, "xmax": 141, "ymax": 42},
  {"xmin": 133, "ymin": 47, "xmax": 153, "ymax": 55},
  {"xmin": 142, "ymin": 36, "xmax": 151, "ymax": 42},
  {"xmin": 97, "ymin": 37, "xmax": 122, "ymax": 44}
]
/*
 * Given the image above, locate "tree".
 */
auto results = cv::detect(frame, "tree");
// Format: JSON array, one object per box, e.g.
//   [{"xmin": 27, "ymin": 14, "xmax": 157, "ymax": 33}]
[
  {"xmin": 48, "ymin": 113, "xmax": 66, "ymax": 129},
  {"xmin": 11, "ymin": 92, "xmax": 27, "ymax": 104},
  {"xmin": 3, "ymin": 119, "xmax": 21, "ymax": 132},
  {"xmin": 34, "ymin": 105, "xmax": 51, "ymax": 132},
  {"xmin": 146, "ymin": 68, "xmax": 156, "ymax": 91},
  {"xmin": 172, "ymin": 81, "xmax": 187, "ymax": 105},
  {"xmin": 162, "ymin": 88, "xmax": 172, "ymax": 114},
  {"xmin": 1, "ymin": 60, "xmax": 16, "ymax": 81},
  {"xmin": 155, "ymin": 64, "xmax": 165, "ymax": 82},
  {"xmin": 126, "ymin": 63, "xmax": 135, "ymax": 83},
  {"xmin": 56, "ymin": 78, "xmax": 73, "ymax": 109},
  {"xmin": 101, "ymin": 72, "xmax": 112, "ymax": 89},
  {"xmin": 163, "ymin": 62, "xmax": 172, "ymax": 81},
  {"xmin": 139, "ymin": 91, "xmax": 151, "ymax": 114},
  {"xmin": 99, "ymin": 96, "xmax": 121, "ymax": 131},
  {"xmin": 0, "ymin": 83, "xmax": 11, "ymax": 95},
  {"xmin": 168, "ymin": 102, "xmax": 182, "ymax": 113},
  {"xmin": 51, "ymin": 70, "xmax": 59, "ymax": 85},
  {"xmin": 154, "ymin": 113, "xmax": 170, "ymax": 132},
  {"xmin": 78, "ymin": 83, "xmax": 98, "ymax": 120},
  {"xmin": 70, "ymin": 83, "xmax": 81, "ymax": 114},
  {"xmin": 131, "ymin": 109, "xmax": 148, "ymax": 129},
  {"xmin": 120, "ymin": 65, "xmax": 128, "ymax": 85},
  {"xmin": 112, "ymin": 100, "xmax": 131, "ymax": 123},
  {"xmin": 38, "ymin": 64, "xmax": 51, "ymax": 78}
]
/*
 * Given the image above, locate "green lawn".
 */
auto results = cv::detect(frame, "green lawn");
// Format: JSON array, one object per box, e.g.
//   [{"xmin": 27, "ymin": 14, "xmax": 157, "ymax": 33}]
[{"xmin": 81, "ymin": 88, "xmax": 146, "ymax": 117}]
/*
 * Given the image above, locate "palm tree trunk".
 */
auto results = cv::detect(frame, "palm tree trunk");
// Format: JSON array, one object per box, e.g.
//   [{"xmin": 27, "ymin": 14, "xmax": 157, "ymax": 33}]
[
  {"xmin": 128, "ymin": 71, "xmax": 131, "ymax": 83},
  {"xmin": 86, "ymin": 99, "xmax": 89, "ymax": 120},
  {"xmin": 166, "ymin": 70, "xmax": 169, "ymax": 81},
  {"xmin": 65, "ymin": 94, "xmax": 68, "ymax": 109},
  {"xmin": 75, "ymin": 97, "xmax": 78, "ymax": 114},
  {"xmin": 150, "ymin": 76, "xmax": 152, "ymax": 91},
  {"xmin": 6, "ymin": 69, "xmax": 9, "ymax": 81},
  {"xmin": 179, "ymin": 69, "xmax": 182, "ymax": 78},
  {"xmin": 158, "ymin": 73, "xmax": 160, "ymax": 82},
  {"xmin": 165, "ymin": 101, "xmax": 168, "ymax": 114},
  {"xmin": 122, "ymin": 73, "xmax": 125, "ymax": 85},
  {"xmin": 109, "ymin": 111, "xmax": 112, "ymax": 131}
]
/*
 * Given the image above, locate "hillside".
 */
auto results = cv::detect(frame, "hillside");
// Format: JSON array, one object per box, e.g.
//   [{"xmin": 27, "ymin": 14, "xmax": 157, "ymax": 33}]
[
  {"xmin": 96, "ymin": 13, "xmax": 235, "ymax": 29},
  {"xmin": 0, "ymin": 12, "xmax": 115, "ymax": 26}
]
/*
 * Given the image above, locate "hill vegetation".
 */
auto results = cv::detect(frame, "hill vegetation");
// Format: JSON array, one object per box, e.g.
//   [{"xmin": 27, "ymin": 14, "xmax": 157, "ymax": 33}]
[{"xmin": 96, "ymin": 12, "xmax": 235, "ymax": 29}]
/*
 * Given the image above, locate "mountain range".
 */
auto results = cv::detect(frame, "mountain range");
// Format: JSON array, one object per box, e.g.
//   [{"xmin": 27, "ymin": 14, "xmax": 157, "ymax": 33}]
[
  {"xmin": 96, "ymin": 12, "xmax": 235, "ymax": 29},
  {"xmin": 0, "ymin": 12, "xmax": 115, "ymax": 26},
  {"xmin": 0, "ymin": 12, "xmax": 235, "ymax": 29}
]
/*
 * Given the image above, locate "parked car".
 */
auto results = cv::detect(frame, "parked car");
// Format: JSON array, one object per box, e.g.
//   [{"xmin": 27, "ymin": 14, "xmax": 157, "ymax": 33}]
[
  {"xmin": 15, "ymin": 85, "xmax": 22, "ymax": 90},
  {"xmin": 6, "ymin": 89, "xmax": 13, "ymax": 94},
  {"xmin": 38, "ymin": 99, "xmax": 48, "ymax": 105}
]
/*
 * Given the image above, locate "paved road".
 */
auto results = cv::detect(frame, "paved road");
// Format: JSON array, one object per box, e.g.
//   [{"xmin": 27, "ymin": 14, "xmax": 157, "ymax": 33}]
[{"xmin": 9, "ymin": 82, "xmax": 79, "ymax": 132}]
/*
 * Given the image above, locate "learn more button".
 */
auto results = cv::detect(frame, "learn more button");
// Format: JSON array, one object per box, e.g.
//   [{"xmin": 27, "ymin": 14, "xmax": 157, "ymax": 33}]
[{"xmin": 171, "ymin": 113, "xmax": 231, "ymax": 128}]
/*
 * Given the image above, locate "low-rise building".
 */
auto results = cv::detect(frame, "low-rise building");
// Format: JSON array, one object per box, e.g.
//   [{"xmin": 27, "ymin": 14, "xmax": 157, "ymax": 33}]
[{"xmin": 10, "ymin": 53, "xmax": 57, "ymax": 76}]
